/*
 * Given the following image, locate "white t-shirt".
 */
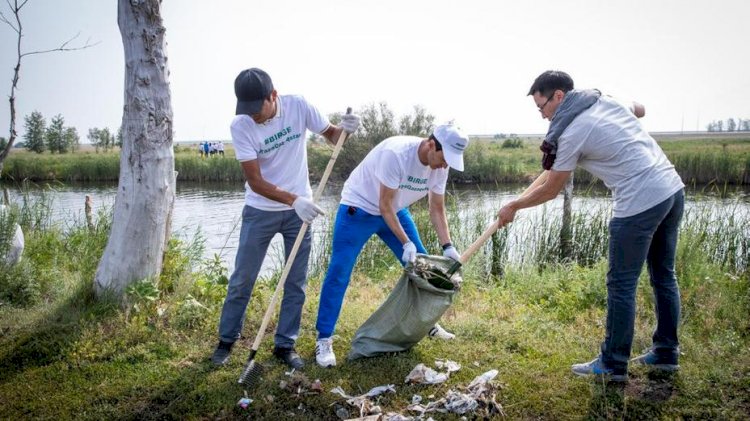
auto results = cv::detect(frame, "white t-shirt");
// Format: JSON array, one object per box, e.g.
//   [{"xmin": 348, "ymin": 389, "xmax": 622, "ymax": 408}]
[
  {"xmin": 230, "ymin": 95, "xmax": 330, "ymax": 211},
  {"xmin": 341, "ymin": 136, "xmax": 448, "ymax": 215},
  {"xmin": 553, "ymin": 96, "xmax": 684, "ymax": 218}
]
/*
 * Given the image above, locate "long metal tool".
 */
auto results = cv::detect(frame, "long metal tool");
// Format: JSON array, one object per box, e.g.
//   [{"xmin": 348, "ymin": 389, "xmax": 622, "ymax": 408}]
[{"xmin": 238, "ymin": 108, "xmax": 352, "ymax": 386}]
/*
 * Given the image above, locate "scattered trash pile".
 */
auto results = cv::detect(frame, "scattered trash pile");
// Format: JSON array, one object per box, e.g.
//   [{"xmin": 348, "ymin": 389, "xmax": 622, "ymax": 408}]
[
  {"xmin": 330, "ymin": 360, "xmax": 505, "ymax": 420},
  {"xmin": 236, "ymin": 360, "xmax": 504, "ymax": 419}
]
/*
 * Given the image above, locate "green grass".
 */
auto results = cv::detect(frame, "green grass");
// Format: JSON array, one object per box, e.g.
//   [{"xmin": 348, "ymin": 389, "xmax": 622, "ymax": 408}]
[
  {"xmin": 1, "ymin": 189, "xmax": 748, "ymax": 419},
  {"xmin": 4, "ymin": 136, "xmax": 750, "ymax": 185}
]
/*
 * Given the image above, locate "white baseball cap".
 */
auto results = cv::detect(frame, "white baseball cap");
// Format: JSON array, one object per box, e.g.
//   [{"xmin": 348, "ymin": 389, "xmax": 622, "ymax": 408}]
[{"xmin": 432, "ymin": 124, "xmax": 469, "ymax": 171}]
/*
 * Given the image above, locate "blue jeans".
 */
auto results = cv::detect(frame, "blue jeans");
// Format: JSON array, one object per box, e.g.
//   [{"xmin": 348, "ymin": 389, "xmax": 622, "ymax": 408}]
[
  {"xmin": 218, "ymin": 205, "xmax": 311, "ymax": 348},
  {"xmin": 316, "ymin": 205, "xmax": 426, "ymax": 338},
  {"xmin": 600, "ymin": 190, "xmax": 684, "ymax": 371}
]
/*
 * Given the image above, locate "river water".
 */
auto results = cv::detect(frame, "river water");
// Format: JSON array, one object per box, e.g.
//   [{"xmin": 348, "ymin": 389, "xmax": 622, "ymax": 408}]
[{"xmin": 5, "ymin": 181, "xmax": 749, "ymax": 277}]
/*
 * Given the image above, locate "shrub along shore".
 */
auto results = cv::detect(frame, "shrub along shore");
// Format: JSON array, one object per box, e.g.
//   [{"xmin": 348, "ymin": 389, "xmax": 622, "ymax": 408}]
[
  {"xmin": 2, "ymin": 136, "xmax": 749, "ymax": 186},
  {"xmin": 0, "ymin": 186, "xmax": 748, "ymax": 419}
]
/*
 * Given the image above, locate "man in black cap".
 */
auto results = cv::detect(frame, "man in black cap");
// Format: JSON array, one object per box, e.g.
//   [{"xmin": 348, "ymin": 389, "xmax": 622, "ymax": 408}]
[{"xmin": 211, "ymin": 68, "xmax": 361, "ymax": 369}]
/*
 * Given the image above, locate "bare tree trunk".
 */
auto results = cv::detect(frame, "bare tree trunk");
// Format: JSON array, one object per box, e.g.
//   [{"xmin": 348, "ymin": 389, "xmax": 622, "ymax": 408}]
[
  {"xmin": 560, "ymin": 173, "xmax": 574, "ymax": 262},
  {"xmin": 1, "ymin": 1, "xmax": 93, "ymax": 175},
  {"xmin": 95, "ymin": 0, "xmax": 175, "ymax": 296},
  {"xmin": 0, "ymin": 2, "xmax": 23, "ymax": 177}
]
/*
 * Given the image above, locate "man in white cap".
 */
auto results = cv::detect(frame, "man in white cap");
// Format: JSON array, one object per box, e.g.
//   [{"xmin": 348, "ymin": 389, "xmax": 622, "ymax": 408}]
[
  {"xmin": 314, "ymin": 124, "xmax": 469, "ymax": 367},
  {"xmin": 211, "ymin": 67, "xmax": 361, "ymax": 370}
]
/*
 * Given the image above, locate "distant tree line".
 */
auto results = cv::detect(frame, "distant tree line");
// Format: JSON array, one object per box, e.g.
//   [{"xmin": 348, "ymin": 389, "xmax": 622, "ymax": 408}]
[
  {"xmin": 20, "ymin": 110, "xmax": 121, "ymax": 153},
  {"xmin": 306, "ymin": 103, "xmax": 436, "ymax": 179},
  {"xmin": 88, "ymin": 126, "xmax": 123, "ymax": 152},
  {"xmin": 494, "ymin": 133, "xmax": 524, "ymax": 149},
  {"xmin": 706, "ymin": 117, "xmax": 750, "ymax": 132},
  {"xmin": 23, "ymin": 111, "xmax": 80, "ymax": 153}
]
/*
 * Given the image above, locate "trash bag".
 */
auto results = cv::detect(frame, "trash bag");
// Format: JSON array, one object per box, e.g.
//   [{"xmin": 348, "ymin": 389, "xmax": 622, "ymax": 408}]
[
  {"xmin": 0, "ymin": 205, "xmax": 24, "ymax": 266},
  {"xmin": 348, "ymin": 254, "xmax": 462, "ymax": 360}
]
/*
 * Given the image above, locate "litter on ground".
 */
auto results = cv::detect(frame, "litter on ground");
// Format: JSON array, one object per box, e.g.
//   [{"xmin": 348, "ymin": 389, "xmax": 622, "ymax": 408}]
[{"xmin": 404, "ymin": 359, "xmax": 461, "ymax": 384}]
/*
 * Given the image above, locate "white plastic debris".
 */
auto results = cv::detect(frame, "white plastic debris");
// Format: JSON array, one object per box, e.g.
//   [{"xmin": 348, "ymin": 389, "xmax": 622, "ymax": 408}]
[
  {"xmin": 383, "ymin": 414, "xmax": 413, "ymax": 421},
  {"xmin": 468, "ymin": 369, "xmax": 498, "ymax": 390},
  {"xmin": 444, "ymin": 389, "xmax": 479, "ymax": 414},
  {"xmin": 405, "ymin": 368, "xmax": 504, "ymax": 417},
  {"xmin": 331, "ymin": 384, "xmax": 396, "ymax": 412},
  {"xmin": 364, "ymin": 384, "xmax": 396, "ymax": 397},
  {"xmin": 0, "ymin": 205, "xmax": 23, "ymax": 266},
  {"xmin": 404, "ymin": 363, "xmax": 448, "ymax": 384},
  {"xmin": 237, "ymin": 391, "xmax": 253, "ymax": 410},
  {"xmin": 434, "ymin": 359, "xmax": 461, "ymax": 373}
]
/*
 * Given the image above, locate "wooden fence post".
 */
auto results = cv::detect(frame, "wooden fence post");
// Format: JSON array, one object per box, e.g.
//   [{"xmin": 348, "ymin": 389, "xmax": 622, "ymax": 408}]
[
  {"xmin": 560, "ymin": 174, "xmax": 574, "ymax": 262},
  {"xmin": 85, "ymin": 195, "xmax": 94, "ymax": 232}
]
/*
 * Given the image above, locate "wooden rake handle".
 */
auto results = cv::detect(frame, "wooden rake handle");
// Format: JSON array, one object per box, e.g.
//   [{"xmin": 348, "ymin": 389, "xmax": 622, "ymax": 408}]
[
  {"xmin": 249, "ymin": 107, "xmax": 352, "ymax": 351},
  {"xmin": 457, "ymin": 170, "xmax": 550, "ymax": 265}
]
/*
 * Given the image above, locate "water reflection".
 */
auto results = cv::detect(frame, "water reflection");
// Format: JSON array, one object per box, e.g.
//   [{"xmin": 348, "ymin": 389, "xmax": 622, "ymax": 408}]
[{"xmin": 6, "ymin": 181, "xmax": 750, "ymax": 278}]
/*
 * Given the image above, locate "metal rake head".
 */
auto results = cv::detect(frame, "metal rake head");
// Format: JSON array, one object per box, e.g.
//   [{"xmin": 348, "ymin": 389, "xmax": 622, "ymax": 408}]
[{"xmin": 238, "ymin": 359, "xmax": 263, "ymax": 386}]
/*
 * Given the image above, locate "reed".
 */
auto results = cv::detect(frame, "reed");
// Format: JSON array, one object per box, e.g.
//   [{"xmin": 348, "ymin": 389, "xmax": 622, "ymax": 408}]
[
  {"xmin": 3, "ymin": 137, "xmax": 749, "ymax": 185},
  {"xmin": 1, "ymin": 184, "xmax": 748, "ymax": 419}
]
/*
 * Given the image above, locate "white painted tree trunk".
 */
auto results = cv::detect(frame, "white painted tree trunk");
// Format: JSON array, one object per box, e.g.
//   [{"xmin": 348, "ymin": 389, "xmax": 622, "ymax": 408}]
[{"xmin": 95, "ymin": 0, "xmax": 175, "ymax": 296}]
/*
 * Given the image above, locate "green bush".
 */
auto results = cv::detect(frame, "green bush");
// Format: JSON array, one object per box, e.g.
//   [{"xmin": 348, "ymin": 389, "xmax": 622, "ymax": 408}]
[
  {"xmin": 501, "ymin": 136, "xmax": 524, "ymax": 149},
  {"xmin": 0, "ymin": 261, "xmax": 39, "ymax": 306},
  {"xmin": 173, "ymin": 294, "xmax": 210, "ymax": 329}
]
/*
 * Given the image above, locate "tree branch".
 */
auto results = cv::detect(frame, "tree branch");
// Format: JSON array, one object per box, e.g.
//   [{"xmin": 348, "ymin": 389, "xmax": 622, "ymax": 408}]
[
  {"xmin": 20, "ymin": 32, "xmax": 99, "ymax": 58},
  {"xmin": 0, "ymin": 10, "xmax": 20, "ymax": 33},
  {"xmin": 0, "ymin": 0, "xmax": 97, "ymax": 173}
]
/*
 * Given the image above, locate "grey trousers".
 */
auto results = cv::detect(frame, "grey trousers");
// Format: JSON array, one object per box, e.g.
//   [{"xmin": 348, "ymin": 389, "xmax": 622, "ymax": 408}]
[{"xmin": 218, "ymin": 205, "xmax": 311, "ymax": 348}]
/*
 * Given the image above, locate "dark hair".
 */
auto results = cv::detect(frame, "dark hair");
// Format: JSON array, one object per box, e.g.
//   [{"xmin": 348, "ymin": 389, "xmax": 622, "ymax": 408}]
[
  {"xmin": 527, "ymin": 70, "xmax": 575, "ymax": 97},
  {"xmin": 429, "ymin": 134, "xmax": 443, "ymax": 151}
]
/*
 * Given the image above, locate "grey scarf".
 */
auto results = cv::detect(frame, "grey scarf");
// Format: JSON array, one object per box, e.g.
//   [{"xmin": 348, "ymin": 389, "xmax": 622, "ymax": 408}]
[{"xmin": 540, "ymin": 89, "xmax": 601, "ymax": 170}]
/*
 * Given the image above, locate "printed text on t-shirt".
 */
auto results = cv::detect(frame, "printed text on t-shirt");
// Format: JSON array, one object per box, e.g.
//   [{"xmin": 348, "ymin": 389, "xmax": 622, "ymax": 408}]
[
  {"xmin": 260, "ymin": 126, "xmax": 301, "ymax": 155},
  {"xmin": 399, "ymin": 175, "xmax": 429, "ymax": 192}
]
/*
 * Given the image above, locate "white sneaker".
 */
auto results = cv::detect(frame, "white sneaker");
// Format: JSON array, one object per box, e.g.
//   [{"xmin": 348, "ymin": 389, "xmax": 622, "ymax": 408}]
[
  {"xmin": 428, "ymin": 323, "xmax": 455, "ymax": 340},
  {"xmin": 315, "ymin": 337, "xmax": 336, "ymax": 367}
]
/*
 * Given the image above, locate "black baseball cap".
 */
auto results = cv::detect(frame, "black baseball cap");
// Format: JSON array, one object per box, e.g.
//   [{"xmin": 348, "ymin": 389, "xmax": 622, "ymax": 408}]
[{"xmin": 234, "ymin": 68, "xmax": 274, "ymax": 115}]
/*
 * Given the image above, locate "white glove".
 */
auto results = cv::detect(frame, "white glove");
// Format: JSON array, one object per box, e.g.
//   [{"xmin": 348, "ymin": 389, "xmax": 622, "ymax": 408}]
[
  {"xmin": 292, "ymin": 197, "xmax": 324, "ymax": 224},
  {"xmin": 340, "ymin": 113, "xmax": 361, "ymax": 134},
  {"xmin": 443, "ymin": 245, "xmax": 461, "ymax": 262},
  {"xmin": 402, "ymin": 241, "xmax": 417, "ymax": 264}
]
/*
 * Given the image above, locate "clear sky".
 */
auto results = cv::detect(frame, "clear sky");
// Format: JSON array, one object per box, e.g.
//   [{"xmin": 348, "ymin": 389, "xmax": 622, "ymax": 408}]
[{"xmin": 1, "ymin": 0, "xmax": 748, "ymax": 143}]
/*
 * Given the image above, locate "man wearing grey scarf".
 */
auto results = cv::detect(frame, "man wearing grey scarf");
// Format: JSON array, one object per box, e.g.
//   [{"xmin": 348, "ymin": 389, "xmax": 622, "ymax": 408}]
[
  {"xmin": 540, "ymin": 88, "xmax": 601, "ymax": 170},
  {"xmin": 497, "ymin": 70, "xmax": 685, "ymax": 383}
]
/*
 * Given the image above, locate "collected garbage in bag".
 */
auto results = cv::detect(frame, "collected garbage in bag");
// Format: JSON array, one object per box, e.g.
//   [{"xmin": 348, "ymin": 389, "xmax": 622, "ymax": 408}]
[
  {"xmin": 348, "ymin": 254, "xmax": 463, "ymax": 360},
  {"xmin": 347, "ymin": 204, "xmax": 528, "ymax": 361}
]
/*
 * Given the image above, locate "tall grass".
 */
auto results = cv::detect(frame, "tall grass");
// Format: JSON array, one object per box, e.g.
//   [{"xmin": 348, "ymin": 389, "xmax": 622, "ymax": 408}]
[
  {"xmin": 0, "ymin": 187, "xmax": 108, "ymax": 307},
  {"xmin": 2, "ymin": 152, "xmax": 120, "ymax": 181},
  {"xmin": 5, "ymin": 136, "xmax": 749, "ymax": 185},
  {"xmin": 174, "ymin": 154, "xmax": 244, "ymax": 182},
  {"xmin": 1, "ymin": 184, "xmax": 748, "ymax": 419},
  {"xmin": 300, "ymin": 191, "xmax": 749, "ymax": 287},
  {"xmin": 678, "ymin": 200, "xmax": 750, "ymax": 280}
]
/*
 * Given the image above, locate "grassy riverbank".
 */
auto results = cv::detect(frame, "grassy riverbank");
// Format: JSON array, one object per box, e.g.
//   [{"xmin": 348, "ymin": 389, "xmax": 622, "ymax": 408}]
[
  {"xmin": 2, "ymin": 136, "xmax": 749, "ymax": 185},
  {"xmin": 1, "ymin": 190, "xmax": 748, "ymax": 419}
]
